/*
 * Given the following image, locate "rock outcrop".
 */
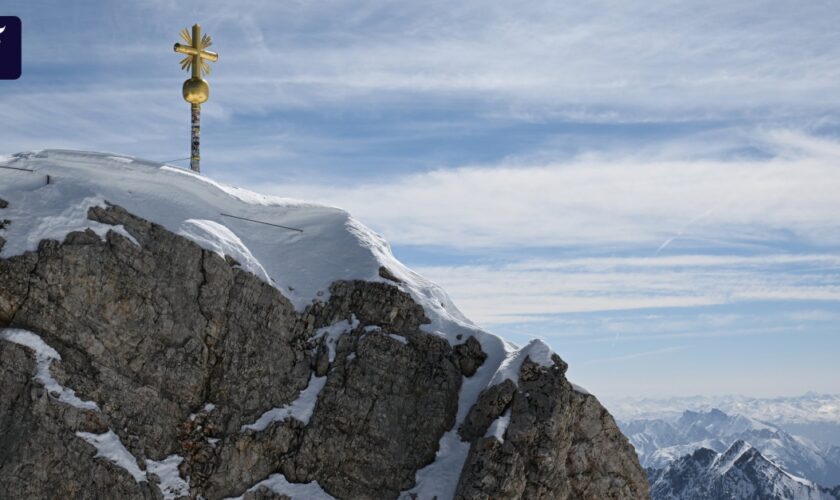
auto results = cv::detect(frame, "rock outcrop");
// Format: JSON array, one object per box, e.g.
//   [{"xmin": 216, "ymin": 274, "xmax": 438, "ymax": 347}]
[
  {"xmin": 0, "ymin": 200, "xmax": 648, "ymax": 499},
  {"xmin": 455, "ymin": 358, "xmax": 648, "ymax": 499}
]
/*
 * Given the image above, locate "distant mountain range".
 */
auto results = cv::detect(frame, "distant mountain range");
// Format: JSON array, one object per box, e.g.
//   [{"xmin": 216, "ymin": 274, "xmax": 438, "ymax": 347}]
[
  {"xmin": 620, "ymin": 408, "xmax": 840, "ymax": 487},
  {"xmin": 608, "ymin": 393, "xmax": 840, "ymax": 428},
  {"xmin": 648, "ymin": 440, "xmax": 837, "ymax": 500}
]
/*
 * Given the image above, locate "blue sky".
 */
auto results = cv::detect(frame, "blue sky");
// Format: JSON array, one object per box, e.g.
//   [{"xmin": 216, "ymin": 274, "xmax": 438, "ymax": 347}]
[{"xmin": 2, "ymin": 0, "xmax": 839, "ymax": 398}]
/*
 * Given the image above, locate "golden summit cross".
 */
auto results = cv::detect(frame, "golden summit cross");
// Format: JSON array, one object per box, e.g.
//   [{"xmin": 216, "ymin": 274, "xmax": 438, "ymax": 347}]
[{"xmin": 173, "ymin": 24, "xmax": 218, "ymax": 173}]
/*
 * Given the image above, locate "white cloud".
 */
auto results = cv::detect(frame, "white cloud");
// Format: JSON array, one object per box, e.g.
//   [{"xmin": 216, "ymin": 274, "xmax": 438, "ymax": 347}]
[
  {"xmin": 239, "ymin": 128, "xmax": 840, "ymax": 327},
  {"xmin": 9, "ymin": 0, "xmax": 840, "ymax": 146},
  {"xmin": 787, "ymin": 310, "xmax": 840, "ymax": 322},
  {"xmin": 183, "ymin": 0, "xmax": 840, "ymax": 118},
  {"xmin": 256, "ymin": 129, "xmax": 840, "ymax": 250},
  {"xmin": 410, "ymin": 253, "xmax": 840, "ymax": 325},
  {"xmin": 6, "ymin": 0, "xmax": 840, "ymax": 175},
  {"xmin": 581, "ymin": 346, "xmax": 688, "ymax": 365}
]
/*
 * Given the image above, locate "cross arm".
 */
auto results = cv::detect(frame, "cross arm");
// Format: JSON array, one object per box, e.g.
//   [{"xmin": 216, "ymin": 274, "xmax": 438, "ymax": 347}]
[
  {"xmin": 200, "ymin": 50, "xmax": 219, "ymax": 62},
  {"xmin": 174, "ymin": 43, "xmax": 219, "ymax": 62},
  {"xmin": 174, "ymin": 43, "xmax": 197, "ymax": 55}
]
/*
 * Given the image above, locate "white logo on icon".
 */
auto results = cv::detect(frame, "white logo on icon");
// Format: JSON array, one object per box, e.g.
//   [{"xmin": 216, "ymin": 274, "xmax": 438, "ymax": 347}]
[{"xmin": 0, "ymin": 26, "xmax": 5, "ymax": 34}]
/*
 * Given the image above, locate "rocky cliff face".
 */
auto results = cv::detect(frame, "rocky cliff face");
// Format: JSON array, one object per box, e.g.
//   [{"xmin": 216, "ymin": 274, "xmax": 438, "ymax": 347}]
[{"xmin": 0, "ymin": 196, "xmax": 648, "ymax": 498}]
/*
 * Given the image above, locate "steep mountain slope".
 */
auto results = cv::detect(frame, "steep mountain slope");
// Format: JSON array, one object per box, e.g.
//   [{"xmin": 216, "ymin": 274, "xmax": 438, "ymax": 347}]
[
  {"xmin": 648, "ymin": 441, "xmax": 835, "ymax": 500},
  {"xmin": 0, "ymin": 150, "xmax": 648, "ymax": 499},
  {"xmin": 827, "ymin": 446, "xmax": 840, "ymax": 470},
  {"xmin": 622, "ymin": 409, "xmax": 840, "ymax": 487}
]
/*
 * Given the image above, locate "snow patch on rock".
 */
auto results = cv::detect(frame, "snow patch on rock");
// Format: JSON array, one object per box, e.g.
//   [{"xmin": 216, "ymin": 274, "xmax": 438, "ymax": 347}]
[
  {"xmin": 230, "ymin": 472, "xmax": 335, "ymax": 500},
  {"xmin": 0, "ymin": 328, "xmax": 99, "ymax": 410},
  {"xmin": 146, "ymin": 455, "xmax": 190, "ymax": 499},
  {"xmin": 75, "ymin": 430, "xmax": 147, "ymax": 483},
  {"xmin": 388, "ymin": 333, "xmax": 408, "ymax": 345},
  {"xmin": 313, "ymin": 317, "xmax": 359, "ymax": 362},
  {"xmin": 485, "ymin": 408, "xmax": 512, "ymax": 443},
  {"xmin": 242, "ymin": 373, "xmax": 327, "ymax": 431}
]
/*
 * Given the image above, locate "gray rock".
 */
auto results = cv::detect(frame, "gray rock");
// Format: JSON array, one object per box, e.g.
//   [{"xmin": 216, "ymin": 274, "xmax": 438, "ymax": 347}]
[
  {"xmin": 286, "ymin": 329, "xmax": 461, "ymax": 499},
  {"xmin": 206, "ymin": 419, "xmax": 304, "ymax": 498},
  {"xmin": 453, "ymin": 335, "xmax": 488, "ymax": 377},
  {"xmin": 312, "ymin": 336, "xmax": 331, "ymax": 377},
  {"xmin": 0, "ymin": 202, "xmax": 648, "ymax": 500},
  {"xmin": 0, "ymin": 197, "xmax": 8, "ymax": 209},
  {"xmin": 455, "ymin": 359, "xmax": 649, "ymax": 499},
  {"xmin": 378, "ymin": 265, "xmax": 402, "ymax": 283},
  {"xmin": 243, "ymin": 486, "xmax": 292, "ymax": 500}
]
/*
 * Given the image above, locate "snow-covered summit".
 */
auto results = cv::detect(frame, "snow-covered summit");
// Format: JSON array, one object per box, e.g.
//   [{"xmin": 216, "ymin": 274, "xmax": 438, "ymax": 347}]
[
  {"xmin": 1, "ymin": 149, "xmax": 588, "ymax": 499},
  {"xmin": 1, "ymin": 149, "xmax": 561, "ymax": 372},
  {"xmin": 2, "ymin": 150, "xmax": 434, "ymax": 312}
]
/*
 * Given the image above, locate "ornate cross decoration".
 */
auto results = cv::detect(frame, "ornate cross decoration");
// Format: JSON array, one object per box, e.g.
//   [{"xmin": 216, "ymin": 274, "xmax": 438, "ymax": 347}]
[{"xmin": 173, "ymin": 24, "xmax": 218, "ymax": 173}]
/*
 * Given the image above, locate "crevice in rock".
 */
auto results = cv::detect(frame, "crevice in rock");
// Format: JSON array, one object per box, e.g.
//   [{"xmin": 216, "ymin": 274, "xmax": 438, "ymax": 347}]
[
  {"xmin": 5, "ymin": 249, "xmax": 40, "ymax": 328},
  {"xmin": 459, "ymin": 379, "xmax": 517, "ymax": 442}
]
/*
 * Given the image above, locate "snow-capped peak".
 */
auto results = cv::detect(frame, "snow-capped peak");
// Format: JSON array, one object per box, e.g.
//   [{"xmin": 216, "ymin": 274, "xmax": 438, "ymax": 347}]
[
  {"xmin": 620, "ymin": 408, "xmax": 840, "ymax": 486},
  {"xmin": 713, "ymin": 439, "xmax": 753, "ymax": 474},
  {"xmin": 649, "ymin": 441, "xmax": 835, "ymax": 500}
]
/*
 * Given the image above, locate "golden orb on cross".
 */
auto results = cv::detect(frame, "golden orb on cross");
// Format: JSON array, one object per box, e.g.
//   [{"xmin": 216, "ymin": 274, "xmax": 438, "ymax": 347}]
[
  {"xmin": 182, "ymin": 77, "xmax": 210, "ymax": 104},
  {"xmin": 174, "ymin": 24, "xmax": 218, "ymax": 104}
]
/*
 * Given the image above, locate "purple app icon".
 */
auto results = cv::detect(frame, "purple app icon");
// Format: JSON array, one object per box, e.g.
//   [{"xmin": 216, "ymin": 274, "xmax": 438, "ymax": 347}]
[{"xmin": 0, "ymin": 16, "xmax": 21, "ymax": 80}]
